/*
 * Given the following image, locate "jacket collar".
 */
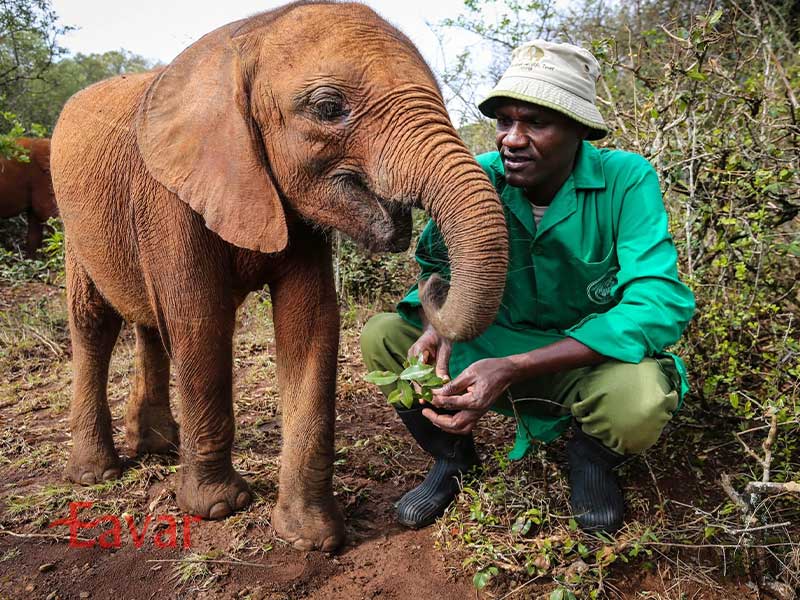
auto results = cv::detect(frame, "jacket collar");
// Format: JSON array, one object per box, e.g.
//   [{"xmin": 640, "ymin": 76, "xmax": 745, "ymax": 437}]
[
  {"xmin": 572, "ymin": 141, "xmax": 606, "ymax": 190},
  {"xmin": 497, "ymin": 141, "xmax": 605, "ymax": 239}
]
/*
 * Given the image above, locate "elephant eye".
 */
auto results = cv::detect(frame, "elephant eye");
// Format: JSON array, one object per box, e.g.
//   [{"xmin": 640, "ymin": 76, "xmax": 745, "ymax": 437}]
[
  {"xmin": 307, "ymin": 87, "xmax": 349, "ymax": 123},
  {"xmin": 315, "ymin": 98, "xmax": 348, "ymax": 122}
]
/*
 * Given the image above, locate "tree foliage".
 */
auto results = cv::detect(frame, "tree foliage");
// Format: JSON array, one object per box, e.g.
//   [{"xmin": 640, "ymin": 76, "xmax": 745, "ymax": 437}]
[
  {"xmin": 0, "ymin": 0, "xmax": 67, "ymax": 91},
  {"xmin": 0, "ymin": 0, "xmax": 153, "ymax": 156},
  {"xmin": 0, "ymin": 0, "xmax": 63, "ymax": 157}
]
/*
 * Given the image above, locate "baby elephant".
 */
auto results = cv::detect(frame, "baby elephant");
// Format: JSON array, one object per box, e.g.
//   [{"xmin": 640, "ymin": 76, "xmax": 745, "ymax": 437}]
[
  {"xmin": 0, "ymin": 138, "xmax": 58, "ymax": 256},
  {"xmin": 51, "ymin": 1, "xmax": 508, "ymax": 551}
]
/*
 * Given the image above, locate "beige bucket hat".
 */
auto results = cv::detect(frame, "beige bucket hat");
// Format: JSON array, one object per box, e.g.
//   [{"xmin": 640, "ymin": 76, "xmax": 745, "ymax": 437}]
[{"xmin": 479, "ymin": 40, "xmax": 609, "ymax": 140}]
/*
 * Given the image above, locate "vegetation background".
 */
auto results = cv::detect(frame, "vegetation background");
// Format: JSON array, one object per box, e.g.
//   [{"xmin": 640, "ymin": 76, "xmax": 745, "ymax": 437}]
[{"xmin": 1, "ymin": 0, "xmax": 798, "ymax": 598}]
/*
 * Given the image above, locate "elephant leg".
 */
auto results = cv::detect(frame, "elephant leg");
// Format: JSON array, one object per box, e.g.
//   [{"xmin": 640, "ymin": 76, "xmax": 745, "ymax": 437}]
[
  {"xmin": 125, "ymin": 324, "xmax": 178, "ymax": 455},
  {"xmin": 25, "ymin": 210, "xmax": 44, "ymax": 257},
  {"xmin": 65, "ymin": 249, "xmax": 123, "ymax": 485},
  {"xmin": 269, "ymin": 239, "xmax": 344, "ymax": 552},
  {"xmin": 169, "ymin": 311, "xmax": 251, "ymax": 520}
]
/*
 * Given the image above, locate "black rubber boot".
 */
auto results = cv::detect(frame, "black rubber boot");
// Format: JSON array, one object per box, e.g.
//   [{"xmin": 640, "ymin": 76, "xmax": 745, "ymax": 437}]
[
  {"xmin": 567, "ymin": 424, "xmax": 626, "ymax": 533},
  {"xmin": 394, "ymin": 405, "xmax": 480, "ymax": 529}
]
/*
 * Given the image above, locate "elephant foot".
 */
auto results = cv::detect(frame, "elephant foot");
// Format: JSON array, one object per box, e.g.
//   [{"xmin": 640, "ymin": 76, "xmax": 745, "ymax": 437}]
[
  {"xmin": 272, "ymin": 497, "xmax": 345, "ymax": 552},
  {"xmin": 176, "ymin": 463, "xmax": 252, "ymax": 520},
  {"xmin": 66, "ymin": 444, "xmax": 122, "ymax": 485},
  {"xmin": 126, "ymin": 410, "xmax": 179, "ymax": 456}
]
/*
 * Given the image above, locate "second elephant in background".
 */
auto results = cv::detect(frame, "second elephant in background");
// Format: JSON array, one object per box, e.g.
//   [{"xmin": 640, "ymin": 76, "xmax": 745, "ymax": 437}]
[{"xmin": 0, "ymin": 138, "xmax": 58, "ymax": 256}]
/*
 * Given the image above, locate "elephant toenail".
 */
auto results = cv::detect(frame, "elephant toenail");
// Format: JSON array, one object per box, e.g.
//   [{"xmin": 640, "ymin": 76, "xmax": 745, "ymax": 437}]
[
  {"xmin": 293, "ymin": 538, "xmax": 315, "ymax": 551},
  {"xmin": 235, "ymin": 491, "xmax": 251, "ymax": 509},
  {"xmin": 80, "ymin": 473, "xmax": 97, "ymax": 485},
  {"xmin": 102, "ymin": 468, "xmax": 120, "ymax": 481},
  {"xmin": 208, "ymin": 502, "xmax": 231, "ymax": 520},
  {"xmin": 321, "ymin": 535, "xmax": 340, "ymax": 552}
]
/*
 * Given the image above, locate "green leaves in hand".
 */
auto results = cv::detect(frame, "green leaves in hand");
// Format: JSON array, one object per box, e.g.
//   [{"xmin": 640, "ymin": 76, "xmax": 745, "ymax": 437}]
[
  {"xmin": 422, "ymin": 374, "xmax": 445, "ymax": 388},
  {"xmin": 387, "ymin": 380, "xmax": 414, "ymax": 409},
  {"xmin": 363, "ymin": 354, "xmax": 448, "ymax": 408},
  {"xmin": 400, "ymin": 362, "xmax": 434, "ymax": 381},
  {"xmin": 363, "ymin": 371, "xmax": 399, "ymax": 386}
]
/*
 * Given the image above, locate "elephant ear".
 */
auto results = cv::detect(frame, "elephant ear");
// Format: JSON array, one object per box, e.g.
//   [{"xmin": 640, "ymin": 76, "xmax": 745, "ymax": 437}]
[{"xmin": 135, "ymin": 23, "xmax": 288, "ymax": 254}]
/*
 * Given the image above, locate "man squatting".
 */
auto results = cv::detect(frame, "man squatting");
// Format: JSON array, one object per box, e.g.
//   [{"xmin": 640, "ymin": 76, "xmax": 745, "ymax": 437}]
[{"xmin": 361, "ymin": 40, "xmax": 695, "ymax": 533}]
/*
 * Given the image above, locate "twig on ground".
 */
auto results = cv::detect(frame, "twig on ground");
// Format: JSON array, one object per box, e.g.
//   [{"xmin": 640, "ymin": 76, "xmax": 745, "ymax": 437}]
[
  {"xmin": 643, "ymin": 455, "xmax": 666, "ymax": 526},
  {"xmin": 745, "ymin": 481, "xmax": 800, "ymax": 495},
  {"xmin": 727, "ymin": 521, "xmax": 793, "ymax": 535},
  {"xmin": 760, "ymin": 409, "xmax": 778, "ymax": 486},
  {"xmin": 720, "ymin": 472, "xmax": 753, "ymax": 515},
  {"xmin": 497, "ymin": 577, "xmax": 538, "ymax": 600},
  {"xmin": 0, "ymin": 526, "xmax": 76, "ymax": 543}
]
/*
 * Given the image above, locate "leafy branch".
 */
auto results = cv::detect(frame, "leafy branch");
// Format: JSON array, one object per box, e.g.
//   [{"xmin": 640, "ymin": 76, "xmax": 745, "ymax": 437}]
[{"xmin": 363, "ymin": 354, "xmax": 446, "ymax": 409}]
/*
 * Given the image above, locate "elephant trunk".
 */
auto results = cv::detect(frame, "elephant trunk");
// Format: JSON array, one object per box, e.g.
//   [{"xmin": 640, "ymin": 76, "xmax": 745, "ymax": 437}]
[
  {"xmin": 418, "ymin": 150, "xmax": 508, "ymax": 341},
  {"xmin": 375, "ymin": 113, "xmax": 509, "ymax": 341}
]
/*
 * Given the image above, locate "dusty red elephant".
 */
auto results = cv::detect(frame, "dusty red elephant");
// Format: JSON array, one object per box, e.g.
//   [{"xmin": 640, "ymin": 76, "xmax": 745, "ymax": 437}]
[
  {"xmin": 0, "ymin": 138, "xmax": 58, "ymax": 256},
  {"xmin": 50, "ymin": 1, "xmax": 508, "ymax": 552}
]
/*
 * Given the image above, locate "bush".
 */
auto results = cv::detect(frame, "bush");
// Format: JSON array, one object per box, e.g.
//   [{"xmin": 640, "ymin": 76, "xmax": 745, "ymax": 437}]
[
  {"xmin": 0, "ymin": 216, "xmax": 64, "ymax": 284},
  {"xmin": 332, "ymin": 211, "xmax": 428, "ymax": 305}
]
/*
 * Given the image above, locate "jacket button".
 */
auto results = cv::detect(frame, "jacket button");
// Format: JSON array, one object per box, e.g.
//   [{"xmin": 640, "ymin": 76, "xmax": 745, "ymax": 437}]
[{"xmin": 532, "ymin": 244, "xmax": 544, "ymax": 255}]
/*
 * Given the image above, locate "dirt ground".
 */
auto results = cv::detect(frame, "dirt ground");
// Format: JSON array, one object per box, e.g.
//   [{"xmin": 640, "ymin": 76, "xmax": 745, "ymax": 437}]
[{"xmin": 0, "ymin": 281, "xmax": 794, "ymax": 599}]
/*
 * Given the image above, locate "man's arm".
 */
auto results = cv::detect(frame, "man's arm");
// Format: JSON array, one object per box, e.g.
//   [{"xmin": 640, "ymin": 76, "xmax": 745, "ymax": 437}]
[
  {"xmin": 565, "ymin": 156, "xmax": 695, "ymax": 362},
  {"xmin": 390, "ymin": 220, "xmax": 456, "ymax": 379},
  {"xmin": 505, "ymin": 338, "xmax": 605, "ymax": 383},
  {"xmin": 424, "ymin": 338, "xmax": 605, "ymax": 434}
]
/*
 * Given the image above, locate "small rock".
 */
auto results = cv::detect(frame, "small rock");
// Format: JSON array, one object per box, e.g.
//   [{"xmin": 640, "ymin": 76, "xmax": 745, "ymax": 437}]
[
  {"xmin": 25, "ymin": 585, "xmax": 34, "ymax": 593},
  {"xmin": 38, "ymin": 563, "xmax": 56, "ymax": 573},
  {"xmin": 45, "ymin": 592, "xmax": 57, "ymax": 600},
  {"xmin": 566, "ymin": 558, "xmax": 590, "ymax": 580},
  {"xmin": 79, "ymin": 592, "xmax": 90, "ymax": 599}
]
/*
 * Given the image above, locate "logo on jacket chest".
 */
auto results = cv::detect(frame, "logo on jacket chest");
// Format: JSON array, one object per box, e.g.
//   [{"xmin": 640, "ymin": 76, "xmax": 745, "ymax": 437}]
[{"xmin": 586, "ymin": 267, "xmax": 619, "ymax": 304}]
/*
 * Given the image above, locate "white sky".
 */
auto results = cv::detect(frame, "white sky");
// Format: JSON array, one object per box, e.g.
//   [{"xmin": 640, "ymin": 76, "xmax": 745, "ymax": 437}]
[
  {"xmin": 51, "ymin": 1, "xmax": 484, "ymax": 80},
  {"xmin": 51, "ymin": 1, "xmax": 498, "ymax": 120}
]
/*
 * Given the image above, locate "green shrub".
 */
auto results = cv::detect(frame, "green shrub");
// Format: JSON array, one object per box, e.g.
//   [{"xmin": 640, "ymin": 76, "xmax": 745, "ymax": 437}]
[{"xmin": 0, "ymin": 216, "xmax": 64, "ymax": 284}]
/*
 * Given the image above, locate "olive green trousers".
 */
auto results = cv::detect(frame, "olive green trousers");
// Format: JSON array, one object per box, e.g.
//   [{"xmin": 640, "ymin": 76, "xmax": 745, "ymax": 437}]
[{"xmin": 360, "ymin": 313, "xmax": 680, "ymax": 456}]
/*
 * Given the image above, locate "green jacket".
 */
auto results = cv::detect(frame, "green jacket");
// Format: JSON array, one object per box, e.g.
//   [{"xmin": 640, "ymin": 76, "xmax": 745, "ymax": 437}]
[{"xmin": 397, "ymin": 142, "xmax": 695, "ymax": 448}]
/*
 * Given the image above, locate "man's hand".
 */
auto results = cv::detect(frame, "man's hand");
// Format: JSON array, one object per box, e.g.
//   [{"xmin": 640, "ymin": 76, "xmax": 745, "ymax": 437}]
[
  {"xmin": 421, "ymin": 407, "xmax": 485, "ymax": 436},
  {"xmin": 423, "ymin": 357, "xmax": 516, "ymax": 435},
  {"xmin": 420, "ymin": 339, "xmax": 607, "ymax": 435},
  {"xmin": 408, "ymin": 324, "xmax": 452, "ymax": 381}
]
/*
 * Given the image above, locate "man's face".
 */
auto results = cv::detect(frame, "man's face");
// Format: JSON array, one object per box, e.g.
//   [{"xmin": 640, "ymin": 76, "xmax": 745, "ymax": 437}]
[{"xmin": 494, "ymin": 99, "xmax": 587, "ymax": 200}]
